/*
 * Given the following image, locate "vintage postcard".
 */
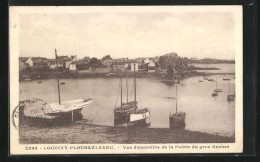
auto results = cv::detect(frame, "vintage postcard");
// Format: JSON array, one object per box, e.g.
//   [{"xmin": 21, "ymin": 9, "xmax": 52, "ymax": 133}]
[{"xmin": 9, "ymin": 6, "xmax": 243, "ymax": 154}]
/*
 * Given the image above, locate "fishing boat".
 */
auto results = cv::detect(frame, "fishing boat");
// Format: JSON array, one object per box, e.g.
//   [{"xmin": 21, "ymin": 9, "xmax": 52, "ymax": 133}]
[
  {"xmin": 208, "ymin": 78, "xmax": 215, "ymax": 82},
  {"xmin": 227, "ymin": 80, "xmax": 235, "ymax": 101},
  {"xmin": 47, "ymin": 49, "xmax": 92, "ymax": 122},
  {"xmin": 114, "ymin": 65, "xmax": 151, "ymax": 127},
  {"xmin": 214, "ymin": 78, "xmax": 223, "ymax": 92},
  {"xmin": 212, "ymin": 92, "xmax": 218, "ymax": 97},
  {"xmin": 169, "ymin": 85, "xmax": 186, "ymax": 129},
  {"xmin": 127, "ymin": 65, "xmax": 151, "ymax": 127},
  {"xmin": 114, "ymin": 72, "xmax": 136, "ymax": 126},
  {"xmin": 223, "ymin": 78, "xmax": 230, "ymax": 81}
]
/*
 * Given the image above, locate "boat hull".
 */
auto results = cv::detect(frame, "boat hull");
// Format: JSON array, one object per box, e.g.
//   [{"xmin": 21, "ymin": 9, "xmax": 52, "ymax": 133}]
[
  {"xmin": 169, "ymin": 113, "xmax": 186, "ymax": 129},
  {"xmin": 227, "ymin": 95, "xmax": 235, "ymax": 101},
  {"xmin": 214, "ymin": 89, "xmax": 223, "ymax": 92},
  {"xmin": 127, "ymin": 109, "xmax": 151, "ymax": 127}
]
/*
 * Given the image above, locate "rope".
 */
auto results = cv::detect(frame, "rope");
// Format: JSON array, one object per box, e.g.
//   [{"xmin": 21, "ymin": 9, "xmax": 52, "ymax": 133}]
[{"xmin": 87, "ymin": 101, "xmax": 107, "ymax": 122}]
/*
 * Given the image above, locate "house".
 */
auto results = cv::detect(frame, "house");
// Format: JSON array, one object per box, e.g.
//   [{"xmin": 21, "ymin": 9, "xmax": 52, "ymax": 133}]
[
  {"xmin": 19, "ymin": 60, "xmax": 28, "ymax": 71},
  {"xmin": 131, "ymin": 63, "xmax": 138, "ymax": 72},
  {"xmin": 26, "ymin": 58, "xmax": 33, "ymax": 67},
  {"xmin": 102, "ymin": 59, "xmax": 113, "ymax": 67},
  {"xmin": 113, "ymin": 62, "xmax": 125, "ymax": 72},
  {"xmin": 148, "ymin": 61, "xmax": 156, "ymax": 72},
  {"xmin": 69, "ymin": 62, "xmax": 77, "ymax": 71}
]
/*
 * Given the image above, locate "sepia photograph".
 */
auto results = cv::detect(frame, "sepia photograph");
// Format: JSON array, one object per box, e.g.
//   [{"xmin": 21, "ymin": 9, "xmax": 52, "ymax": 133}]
[{"xmin": 9, "ymin": 6, "xmax": 243, "ymax": 154}]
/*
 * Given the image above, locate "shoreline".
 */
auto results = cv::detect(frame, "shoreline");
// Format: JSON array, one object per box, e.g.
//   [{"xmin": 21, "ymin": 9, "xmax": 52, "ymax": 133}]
[
  {"xmin": 19, "ymin": 121, "xmax": 235, "ymax": 144},
  {"xmin": 19, "ymin": 71, "xmax": 235, "ymax": 82}
]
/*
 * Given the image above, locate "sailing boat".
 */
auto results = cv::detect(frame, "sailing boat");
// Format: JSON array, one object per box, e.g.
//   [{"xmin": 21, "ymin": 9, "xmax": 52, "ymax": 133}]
[
  {"xmin": 127, "ymin": 64, "xmax": 151, "ymax": 127},
  {"xmin": 214, "ymin": 78, "xmax": 223, "ymax": 92},
  {"xmin": 227, "ymin": 80, "xmax": 235, "ymax": 101},
  {"xmin": 46, "ymin": 49, "xmax": 93, "ymax": 122},
  {"xmin": 114, "ymin": 72, "xmax": 136, "ymax": 126},
  {"xmin": 169, "ymin": 84, "xmax": 186, "ymax": 129}
]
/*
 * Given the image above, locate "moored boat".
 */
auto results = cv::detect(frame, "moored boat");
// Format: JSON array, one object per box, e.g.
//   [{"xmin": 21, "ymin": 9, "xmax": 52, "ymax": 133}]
[
  {"xmin": 169, "ymin": 84, "xmax": 186, "ymax": 129},
  {"xmin": 115, "ymin": 64, "xmax": 151, "ymax": 127},
  {"xmin": 227, "ymin": 80, "xmax": 235, "ymax": 101},
  {"xmin": 214, "ymin": 78, "xmax": 222, "ymax": 92}
]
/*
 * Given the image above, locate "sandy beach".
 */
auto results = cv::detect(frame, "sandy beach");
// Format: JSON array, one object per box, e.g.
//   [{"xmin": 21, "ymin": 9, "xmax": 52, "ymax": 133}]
[{"xmin": 19, "ymin": 120, "xmax": 235, "ymax": 144}]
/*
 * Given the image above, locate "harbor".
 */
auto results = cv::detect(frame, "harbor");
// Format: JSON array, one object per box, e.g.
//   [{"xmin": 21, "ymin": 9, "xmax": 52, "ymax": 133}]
[{"xmin": 19, "ymin": 65, "xmax": 235, "ymax": 140}]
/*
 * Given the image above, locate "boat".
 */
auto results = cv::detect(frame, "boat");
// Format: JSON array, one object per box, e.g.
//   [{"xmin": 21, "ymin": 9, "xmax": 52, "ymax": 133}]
[
  {"xmin": 214, "ymin": 78, "xmax": 223, "ymax": 92},
  {"xmin": 223, "ymin": 78, "xmax": 230, "ymax": 81},
  {"xmin": 114, "ymin": 72, "xmax": 136, "ymax": 126},
  {"xmin": 227, "ymin": 80, "xmax": 235, "ymax": 101},
  {"xmin": 208, "ymin": 79, "xmax": 215, "ymax": 82},
  {"xmin": 60, "ymin": 82, "xmax": 66, "ymax": 85},
  {"xmin": 23, "ymin": 75, "xmax": 32, "ymax": 81},
  {"xmin": 169, "ymin": 85, "xmax": 186, "ymax": 129},
  {"xmin": 38, "ymin": 81, "xmax": 42, "ymax": 84},
  {"xmin": 204, "ymin": 77, "xmax": 209, "ymax": 80},
  {"xmin": 105, "ymin": 71, "xmax": 115, "ymax": 77},
  {"xmin": 127, "ymin": 65, "xmax": 151, "ymax": 127},
  {"xmin": 46, "ymin": 49, "xmax": 92, "ymax": 122},
  {"xmin": 114, "ymin": 65, "xmax": 151, "ymax": 127},
  {"xmin": 199, "ymin": 80, "xmax": 203, "ymax": 82},
  {"xmin": 212, "ymin": 92, "xmax": 218, "ymax": 97}
]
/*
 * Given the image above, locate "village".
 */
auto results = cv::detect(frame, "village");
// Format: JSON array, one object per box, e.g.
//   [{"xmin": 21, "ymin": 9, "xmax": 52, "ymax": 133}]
[{"xmin": 19, "ymin": 52, "xmax": 195, "ymax": 81}]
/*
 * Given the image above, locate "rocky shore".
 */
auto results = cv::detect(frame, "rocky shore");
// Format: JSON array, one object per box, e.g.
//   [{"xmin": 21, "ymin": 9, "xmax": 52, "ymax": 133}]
[{"xmin": 19, "ymin": 121, "xmax": 235, "ymax": 144}]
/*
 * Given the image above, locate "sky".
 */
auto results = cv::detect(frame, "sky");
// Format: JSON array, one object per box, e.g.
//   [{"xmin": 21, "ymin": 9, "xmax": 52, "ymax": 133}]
[{"xmin": 19, "ymin": 10, "xmax": 236, "ymax": 60}]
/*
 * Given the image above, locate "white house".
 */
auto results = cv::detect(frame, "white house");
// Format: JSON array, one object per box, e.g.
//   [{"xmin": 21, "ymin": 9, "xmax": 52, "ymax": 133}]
[
  {"xmin": 148, "ymin": 61, "xmax": 156, "ymax": 72},
  {"xmin": 143, "ymin": 58, "xmax": 150, "ymax": 64},
  {"xmin": 69, "ymin": 63, "xmax": 77, "ymax": 71},
  {"xmin": 26, "ymin": 58, "xmax": 33, "ymax": 67},
  {"xmin": 131, "ymin": 63, "xmax": 138, "ymax": 72}
]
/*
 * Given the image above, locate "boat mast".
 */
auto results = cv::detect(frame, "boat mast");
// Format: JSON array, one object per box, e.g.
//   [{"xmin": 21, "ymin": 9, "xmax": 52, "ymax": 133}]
[
  {"xmin": 126, "ymin": 71, "xmax": 128, "ymax": 104},
  {"xmin": 176, "ymin": 84, "xmax": 178, "ymax": 114},
  {"xmin": 229, "ymin": 81, "xmax": 230, "ymax": 94},
  {"xmin": 134, "ymin": 64, "xmax": 137, "ymax": 109},
  {"xmin": 216, "ymin": 78, "xmax": 217, "ymax": 89},
  {"xmin": 120, "ymin": 71, "xmax": 122, "ymax": 107},
  {"xmin": 55, "ymin": 49, "xmax": 61, "ymax": 105}
]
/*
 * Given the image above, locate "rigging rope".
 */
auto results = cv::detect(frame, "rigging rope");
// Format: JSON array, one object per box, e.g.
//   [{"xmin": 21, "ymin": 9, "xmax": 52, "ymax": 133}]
[{"xmin": 115, "ymin": 78, "xmax": 122, "ymax": 107}]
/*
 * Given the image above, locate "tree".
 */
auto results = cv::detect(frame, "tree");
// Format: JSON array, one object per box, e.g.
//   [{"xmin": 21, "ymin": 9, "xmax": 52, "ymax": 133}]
[
  {"xmin": 102, "ymin": 55, "xmax": 112, "ymax": 61},
  {"xmin": 88, "ymin": 57, "xmax": 101, "ymax": 71}
]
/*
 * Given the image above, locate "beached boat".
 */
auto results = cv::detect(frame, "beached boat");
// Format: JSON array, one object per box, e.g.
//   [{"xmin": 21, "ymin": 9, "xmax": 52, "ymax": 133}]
[
  {"xmin": 114, "ymin": 65, "xmax": 151, "ymax": 127},
  {"xmin": 60, "ymin": 82, "xmax": 66, "ymax": 85},
  {"xmin": 214, "ymin": 78, "xmax": 223, "ymax": 92},
  {"xmin": 212, "ymin": 92, "xmax": 218, "ymax": 97},
  {"xmin": 45, "ymin": 49, "xmax": 92, "ymax": 122},
  {"xmin": 227, "ymin": 80, "xmax": 235, "ymax": 101},
  {"xmin": 169, "ymin": 85, "xmax": 186, "ymax": 129},
  {"xmin": 199, "ymin": 80, "xmax": 203, "ymax": 82},
  {"xmin": 127, "ymin": 65, "xmax": 151, "ymax": 127},
  {"xmin": 114, "ymin": 71, "xmax": 136, "ymax": 126},
  {"xmin": 204, "ymin": 77, "xmax": 209, "ymax": 80}
]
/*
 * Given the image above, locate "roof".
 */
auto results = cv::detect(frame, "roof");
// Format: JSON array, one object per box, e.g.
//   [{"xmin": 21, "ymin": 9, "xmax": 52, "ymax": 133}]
[{"xmin": 113, "ymin": 62, "xmax": 125, "ymax": 65}]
